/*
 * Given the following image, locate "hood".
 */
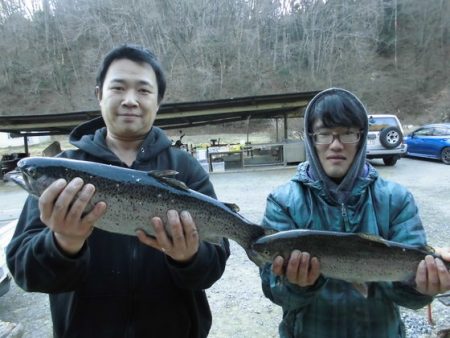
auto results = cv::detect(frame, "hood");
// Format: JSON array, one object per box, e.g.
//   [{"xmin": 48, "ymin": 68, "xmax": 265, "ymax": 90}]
[
  {"xmin": 303, "ymin": 88, "xmax": 369, "ymax": 204},
  {"xmin": 69, "ymin": 116, "xmax": 172, "ymax": 164},
  {"xmin": 293, "ymin": 161, "xmax": 378, "ymax": 205}
]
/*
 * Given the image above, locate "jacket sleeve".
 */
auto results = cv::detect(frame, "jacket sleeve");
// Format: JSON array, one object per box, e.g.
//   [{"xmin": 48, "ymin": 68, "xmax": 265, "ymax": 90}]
[
  {"xmin": 167, "ymin": 155, "xmax": 230, "ymax": 290},
  {"xmin": 259, "ymin": 189, "xmax": 326, "ymax": 311},
  {"xmin": 6, "ymin": 196, "xmax": 90, "ymax": 293},
  {"xmin": 167, "ymin": 239, "xmax": 230, "ymax": 290},
  {"xmin": 375, "ymin": 183, "xmax": 433, "ymax": 309}
]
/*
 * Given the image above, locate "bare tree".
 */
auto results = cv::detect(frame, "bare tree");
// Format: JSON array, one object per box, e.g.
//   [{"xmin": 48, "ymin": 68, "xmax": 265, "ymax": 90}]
[{"xmin": 0, "ymin": 0, "xmax": 448, "ymax": 122}]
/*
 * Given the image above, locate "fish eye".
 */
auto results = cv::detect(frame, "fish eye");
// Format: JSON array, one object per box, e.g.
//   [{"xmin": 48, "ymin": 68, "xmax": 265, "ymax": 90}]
[{"xmin": 25, "ymin": 166, "xmax": 38, "ymax": 179}]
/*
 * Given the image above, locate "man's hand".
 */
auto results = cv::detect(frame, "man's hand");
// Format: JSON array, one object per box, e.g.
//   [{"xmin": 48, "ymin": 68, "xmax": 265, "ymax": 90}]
[
  {"xmin": 272, "ymin": 250, "xmax": 321, "ymax": 287},
  {"xmin": 136, "ymin": 210, "xmax": 200, "ymax": 263},
  {"xmin": 415, "ymin": 247, "xmax": 450, "ymax": 296},
  {"xmin": 39, "ymin": 177, "xmax": 107, "ymax": 255}
]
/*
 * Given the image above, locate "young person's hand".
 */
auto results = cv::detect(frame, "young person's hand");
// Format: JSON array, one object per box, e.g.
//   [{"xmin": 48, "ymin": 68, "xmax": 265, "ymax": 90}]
[
  {"xmin": 272, "ymin": 250, "xmax": 321, "ymax": 287},
  {"xmin": 415, "ymin": 247, "xmax": 450, "ymax": 296}
]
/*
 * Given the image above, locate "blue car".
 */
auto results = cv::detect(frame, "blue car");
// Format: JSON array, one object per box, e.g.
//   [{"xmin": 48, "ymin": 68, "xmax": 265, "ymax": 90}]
[{"xmin": 404, "ymin": 123, "xmax": 450, "ymax": 165}]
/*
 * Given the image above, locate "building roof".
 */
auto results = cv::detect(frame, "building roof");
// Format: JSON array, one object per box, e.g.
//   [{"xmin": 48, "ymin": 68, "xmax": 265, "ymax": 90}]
[{"xmin": 0, "ymin": 91, "xmax": 318, "ymax": 136}]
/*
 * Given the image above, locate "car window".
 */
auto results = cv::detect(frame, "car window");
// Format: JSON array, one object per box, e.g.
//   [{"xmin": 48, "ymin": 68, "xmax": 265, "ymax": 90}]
[
  {"xmin": 433, "ymin": 127, "xmax": 450, "ymax": 136},
  {"xmin": 368, "ymin": 117, "xmax": 398, "ymax": 131},
  {"xmin": 414, "ymin": 128, "xmax": 433, "ymax": 136}
]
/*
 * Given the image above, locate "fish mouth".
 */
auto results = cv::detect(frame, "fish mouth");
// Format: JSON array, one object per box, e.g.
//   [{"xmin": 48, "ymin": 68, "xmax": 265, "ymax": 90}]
[
  {"xmin": 4, "ymin": 170, "xmax": 25, "ymax": 186},
  {"xmin": 4, "ymin": 170, "xmax": 35, "ymax": 196},
  {"xmin": 245, "ymin": 248, "xmax": 269, "ymax": 267}
]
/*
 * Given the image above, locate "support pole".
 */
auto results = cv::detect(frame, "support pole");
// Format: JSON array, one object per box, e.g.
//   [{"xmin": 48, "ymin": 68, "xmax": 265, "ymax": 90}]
[
  {"xmin": 284, "ymin": 113, "xmax": 288, "ymax": 141},
  {"xmin": 23, "ymin": 135, "xmax": 29, "ymax": 155},
  {"xmin": 275, "ymin": 118, "xmax": 279, "ymax": 142}
]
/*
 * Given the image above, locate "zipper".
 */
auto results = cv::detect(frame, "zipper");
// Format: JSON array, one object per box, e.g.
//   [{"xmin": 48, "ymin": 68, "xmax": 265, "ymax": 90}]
[{"xmin": 341, "ymin": 203, "xmax": 351, "ymax": 231}]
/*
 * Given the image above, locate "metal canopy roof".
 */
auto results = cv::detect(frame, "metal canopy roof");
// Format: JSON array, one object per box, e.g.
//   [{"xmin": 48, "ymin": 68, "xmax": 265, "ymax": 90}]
[{"xmin": 0, "ymin": 91, "xmax": 318, "ymax": 136}]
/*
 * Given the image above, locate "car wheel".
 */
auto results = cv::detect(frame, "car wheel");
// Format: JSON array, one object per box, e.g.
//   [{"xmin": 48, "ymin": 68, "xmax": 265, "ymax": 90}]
[
  {"xmin": 379, "ymin": 126, "xmax": 403, "ymax": 149},
  {"xmin": 383, "ymin": 156, "xmax": 398, "ymax": 166},
  {"xmin": 441, "ymin": 147, "xmax": 450, "ymax": 165}
]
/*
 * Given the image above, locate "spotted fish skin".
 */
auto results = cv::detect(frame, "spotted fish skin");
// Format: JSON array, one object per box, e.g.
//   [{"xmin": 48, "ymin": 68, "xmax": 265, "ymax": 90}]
[
  {"xmin": 7, "ymin": 157, "xmax": 268, "ymax": 262},
  {"xmin": 251, "ymin": 229, "xmax": 450, "ymax": 282}
]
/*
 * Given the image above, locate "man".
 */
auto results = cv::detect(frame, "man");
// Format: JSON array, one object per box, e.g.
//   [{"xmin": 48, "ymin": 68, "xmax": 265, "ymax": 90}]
[
  {"xmin": 259, "ymin": 88, "xmax": 450, "ymax": 338},
  {"xmin": 7, "ymin": 44, "xmax": 230, "ymax": 338}
]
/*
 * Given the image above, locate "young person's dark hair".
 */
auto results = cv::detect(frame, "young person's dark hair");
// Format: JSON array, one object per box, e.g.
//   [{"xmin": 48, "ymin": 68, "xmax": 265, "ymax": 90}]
[
  {"xmin": 306, "ymin": 89, "xmax": 367, "ymax": 133},
  {"xmin": 96, "ymin": 44, "xmax": 166, "ymax": 103}
]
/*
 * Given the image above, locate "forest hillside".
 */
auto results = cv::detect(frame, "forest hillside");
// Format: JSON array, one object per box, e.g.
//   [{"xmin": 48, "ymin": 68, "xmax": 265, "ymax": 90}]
[{"xmin": 0, "ymin": 0, "xmax": 449, "ymax": 124}]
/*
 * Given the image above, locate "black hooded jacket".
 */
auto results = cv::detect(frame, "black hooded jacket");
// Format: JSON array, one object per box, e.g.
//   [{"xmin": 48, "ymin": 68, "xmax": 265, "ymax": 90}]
[{"xmin": 7, "ymin": 117, "xmax": 230, "ymax": 338}]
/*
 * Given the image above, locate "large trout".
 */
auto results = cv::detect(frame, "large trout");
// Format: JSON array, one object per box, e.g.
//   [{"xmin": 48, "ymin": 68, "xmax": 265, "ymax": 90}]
[
  {"xmin": 251, "ymin": 229, "xmax": 450, "ymax": 288},
  {"xmin": 6, "ymin": 157, "xmax": 270, "ymax": 262}
]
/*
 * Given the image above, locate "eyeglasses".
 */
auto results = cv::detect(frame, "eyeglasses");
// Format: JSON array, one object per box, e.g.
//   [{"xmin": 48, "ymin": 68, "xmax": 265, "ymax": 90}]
[{"xmin": 309, "ymin": 130, "xmax": 362, "ymax": 145}]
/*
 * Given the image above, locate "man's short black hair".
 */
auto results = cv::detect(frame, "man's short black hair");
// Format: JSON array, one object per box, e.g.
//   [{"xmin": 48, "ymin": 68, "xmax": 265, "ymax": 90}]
[
  {"xmin": 96, "ymin": 44, "xmax": 166, "ymax": 103},
  {"xmin": 307, "ymin": 90, "xmax": 366, "ymax": 133}
]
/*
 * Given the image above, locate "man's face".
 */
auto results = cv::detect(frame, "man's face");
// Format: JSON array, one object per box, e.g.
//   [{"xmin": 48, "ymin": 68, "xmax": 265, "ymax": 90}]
[
  {"xmin": 97, "ymin": 58, "xmax": 160, "ymax": 140},
  {"xmin": 312, "ymin": 119, "xmax": 360, "ymax": 181}
]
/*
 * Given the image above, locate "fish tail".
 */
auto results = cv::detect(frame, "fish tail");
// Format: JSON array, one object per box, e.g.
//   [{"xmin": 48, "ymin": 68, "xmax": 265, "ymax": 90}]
[{"xmin": 242, "ymin": 226, "xmax": 278, "ymax": 268}]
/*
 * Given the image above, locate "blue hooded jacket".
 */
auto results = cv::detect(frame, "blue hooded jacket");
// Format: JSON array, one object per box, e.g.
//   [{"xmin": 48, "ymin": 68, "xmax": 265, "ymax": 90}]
[{"xmin": 260, "ymin": 88, "xmax": 433, "ymax": 338}]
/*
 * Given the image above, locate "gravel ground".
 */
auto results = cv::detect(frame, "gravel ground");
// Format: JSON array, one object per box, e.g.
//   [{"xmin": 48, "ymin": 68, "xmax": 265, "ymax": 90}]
[{"xmin": 0, "ymin": 157, "xmax": 449, "ymax": 337}]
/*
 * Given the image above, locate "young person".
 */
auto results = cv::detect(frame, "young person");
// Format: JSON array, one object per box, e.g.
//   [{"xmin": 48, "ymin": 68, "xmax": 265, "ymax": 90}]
[{"xmin": 259, "ymin": 88, "xmax": 450, "ymax": 338}]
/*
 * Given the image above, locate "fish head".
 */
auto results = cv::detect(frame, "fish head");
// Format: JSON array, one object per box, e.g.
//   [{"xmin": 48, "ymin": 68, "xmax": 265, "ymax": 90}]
[
  {"xmin": 4, "ymin": 157, "xmax": 57, "ymax": 198},
  {"xmin": 251, "ymin": 235, "xmax": 288, "ymax": 264},
  {"xmin": 251, "ymin": 229, "xmax": 313, "ymax": 264},
  {"xmin": 245, "ymin": 248, "xmax": 273, "ymax": 267}
]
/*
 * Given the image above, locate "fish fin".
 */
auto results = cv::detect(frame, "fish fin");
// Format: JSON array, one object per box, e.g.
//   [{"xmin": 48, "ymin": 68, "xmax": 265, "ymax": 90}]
[
  {"xmin": 423, "ymin": 245, "xmax": 436, "ymax": 254},
  {"xmin": 223, "ymin": 202, "xmax": 240, "ymax": 212},
  {"xmin": 203, "ymin": 236, "xmax": 225, "ymax": 246},
  {"xmin": 357, "ymin": 233, "xmax": 389, "ymax": 245},
  {"xmin": 136, "ymin": 230, "xmax": 156, "ymax": 240},
  {"xmin": 162, "ymin": 178, "xmax": 190, "ymax": 191},
  {"xmin": 436, "ymin": 293, "xmax": 450, "ymax": 306},
  {"xmin": 264, "ymin": 228, "xmax": 279, "ymax": 236},
  {"xmin": 147, "ymin": 170, "xmax": 179, "ymax": 178},
  {"xmin": 147, "ymin": 171, "xmax": 190, "ymax": 191},
  {"xmin": 352, "ymin": 283, "xmax": 369, "ymax": 298}
]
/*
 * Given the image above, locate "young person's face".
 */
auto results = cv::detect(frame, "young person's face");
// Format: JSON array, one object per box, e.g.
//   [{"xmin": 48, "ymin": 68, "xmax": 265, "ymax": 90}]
[
  {"xmin": 312, "ymin": 119, "xmax": 360, "ymax": 181},
  {"xmin": 97, "ymin": 58, "xmax": 160, "ymax": 140}
]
